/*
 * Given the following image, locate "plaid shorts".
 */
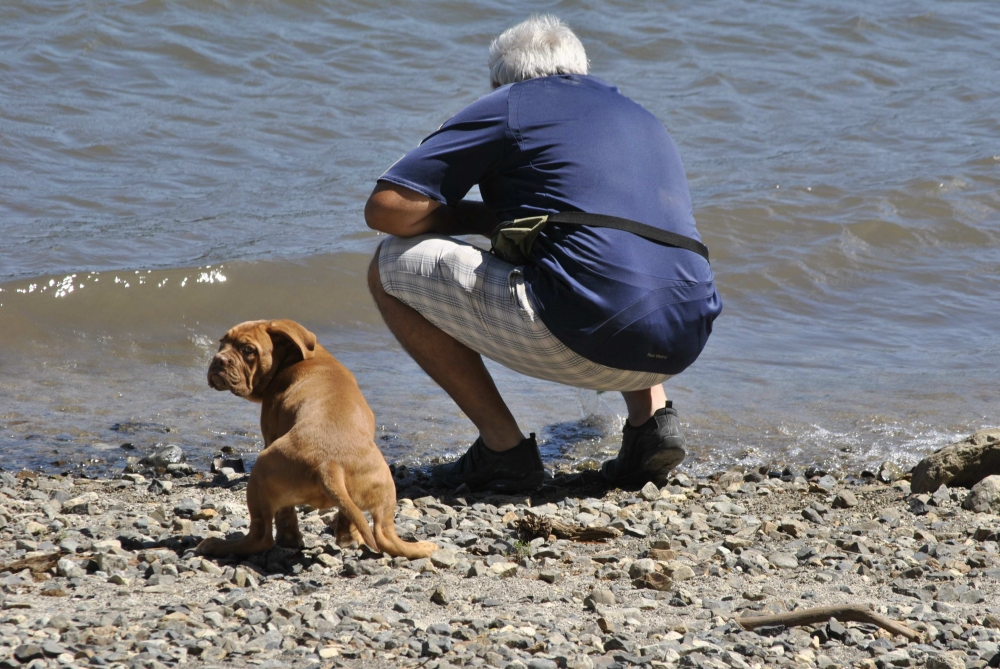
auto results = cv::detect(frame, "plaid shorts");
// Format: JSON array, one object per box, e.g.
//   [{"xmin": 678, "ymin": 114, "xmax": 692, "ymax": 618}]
[{"xmin": 377, "ymin": 234, "xmax": 671, "ymax": 392}]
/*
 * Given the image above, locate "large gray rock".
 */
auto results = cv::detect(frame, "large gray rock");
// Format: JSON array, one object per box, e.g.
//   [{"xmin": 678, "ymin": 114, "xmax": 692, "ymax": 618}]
[
  {"xmin": 962, "ymin": 475, "xmax": 1000, "ymax": 514},
  {"xmin": 138, "ymin": 444, "xmax": 186, "ymax": 469},
  {"xmin": 911, "ymin": 428, "xmax": 1000, "ymax": 493}
]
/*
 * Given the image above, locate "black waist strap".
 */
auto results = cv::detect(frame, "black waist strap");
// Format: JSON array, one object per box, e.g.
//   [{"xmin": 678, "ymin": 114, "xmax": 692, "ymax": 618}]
[{"xmin": 547, "ymin": 212, "xmax": 710, "ymax": 263}]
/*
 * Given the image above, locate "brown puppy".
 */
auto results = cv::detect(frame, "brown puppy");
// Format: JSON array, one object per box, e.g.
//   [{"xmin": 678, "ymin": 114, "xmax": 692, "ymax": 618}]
[{"xmin": 197, "ymin": 319, "xmax": 436, "ymax": 559}]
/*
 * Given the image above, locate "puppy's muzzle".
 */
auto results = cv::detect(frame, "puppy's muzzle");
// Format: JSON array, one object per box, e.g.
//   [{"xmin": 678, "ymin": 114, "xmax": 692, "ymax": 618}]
[{"xmin": 207, "ymin": 355, "xmax": 234, "ymax": 390}]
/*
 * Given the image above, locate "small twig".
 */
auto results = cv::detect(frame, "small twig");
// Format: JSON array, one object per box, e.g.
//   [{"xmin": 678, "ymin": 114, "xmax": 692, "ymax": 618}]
[{"xmin": 736, "ymin": 604, "xmax": 921, "ymax": 642}]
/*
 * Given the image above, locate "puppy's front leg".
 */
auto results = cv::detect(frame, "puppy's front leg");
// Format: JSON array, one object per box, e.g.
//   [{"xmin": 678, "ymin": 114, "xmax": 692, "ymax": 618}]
[
  {"xmin": 274, "ymin": 506, "xmax": 304, "ymax": 549},
  {"xmin": 197, "ymin": 474, "xmax": 276, "ymax": 557}
]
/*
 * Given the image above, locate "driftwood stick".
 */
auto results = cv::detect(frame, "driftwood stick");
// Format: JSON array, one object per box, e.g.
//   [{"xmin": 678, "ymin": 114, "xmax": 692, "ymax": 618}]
[
  {"xmin": 736, "ymin": 604, "xmax": 921, "ymax": 642},
  {"xmin": 514, "ymin": 514, "xmax": 622, "ymax": 542},
  {"xmin": 0, "ymin": 551, "xmax": 66, "ymax": 582}
]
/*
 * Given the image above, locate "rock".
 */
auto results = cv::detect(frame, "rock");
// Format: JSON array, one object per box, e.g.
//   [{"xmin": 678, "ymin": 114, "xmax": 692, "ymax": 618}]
[
  {"xmin": 833, "ymin": 491, "xmax": 859, "ymax": 508},
  {"xmin": 539, "ymin": 569, "xmax": 562, "ymax": 584},
  {"xmin": 430, "ymin": 549, "xmax": 459, "ymax": 569},
  {"xmin": 211, "ymin": 456, "xmax": 246, "ymax": 473},
  {"xmin": 57, "ymin": 558, "xmax": 85, "ymax": 579},
  {"xmin": 926, "ymin": 652, "xmax": 966, "ymax": 669},
  {"xmin": 815, "ymin": 475, "xmax": 838, "ymax": 491},
  {"xmin": 737, "ymin": 551, "xmax": 771, "ymax": 573},
  {"xmin": 816, "ymin": 656, "xmax": 838, "ymax": 669},
  {"xmin": 911, "ymin": 428, "xmax": 1000, "ymax": 493},
  {"xmin": 40, "ymin": 642, "xmax": 66, "ymax": 658},
  {"xmin": 173, "ymin": 498, "xmax": 200, "ymax": 517},
  {"xmin": 661, "ymin": 561, "xmax": 695, "ymax": 581},
  {"xmin": 718, "ymin": 470, "xmax": 744, "ymax": 491},
  {"xmin": 633, "ymin": 572, "xmax": 672, "ymax": 591},
  {"xmin": 467, "ymin": 561, "xmax": 488, "ymax": 578},
  {"xmin": 628, "ymin": 558, "xmax": 656, "ymax": 579},
  {"xmin": 202, "ymin": 648, "xmax": 227, "ymax": 662},
  {"xmin": 584, "ymin": 588, "xmax": 616, "ymax": 610},
  {"xmin": 24, "ymin": 520, "xmax": 47, "ymax": 535},
  {"xmin": 780, "ymin": 519, "xmax": 808, "ymax": 537},
  {"xmin": 138, "ymin": 444, "xmax": 186, "ymax": 469},
  {"xmin": 13, "ymin": 645, "xmax": 44, "ymax": 663},
  {"xmin": 827, "ymin": 617, "xmax": 847, "ymax": 641},
  {"xmin": 94, "ymin": 552, "xmax": 128, "ymax": 573},
  {"xmin": 801, "ymin": 507, "xmax": 824, "ymax": 524},
  {"xmin": 62, "ymin": 493, "xmax": 100, "ymax": 514},
  {"xmin": 639, "ymin": 481, "xmax": 660, "ymax": 501},
  {"xmin": 172, "ymin": 518, "xmax": 194, "ymax": 534},
  {"xmin": 879, "ymin": 461, "xmax": 906, "ymax": 484},
  {"xmin": 528, "ymin": 660, "xmax": 559, "ymax": 669},
  {"xmin": 107, "ymin": 573, "xmax": 131, "ymax": 586},
  {"xmin": 148, "ymin": 479, "xmax": 173, "ymax": 494},
  {"xmin": 768, "ymin": 552, "xmax": 799, "ymax": 569},
  {"xmin": 199, "ymin": 559, "xmax": 223, "ymax": 575},
  {"xmin": 877, "ymin": 650, "xmax": 912, "ymax": 667},
  {"xmin": 962, "ymin": 475, "xmax": 1000, "ymax": 513},
  {"xmin": 430, "ymin": 586, "xmax": 450, "ymax": 606},
  {"xmin": 909, "ymin": 495, "xmax": 932, "ymax": 516},
  {"xmin": 489, "ymin": 562, "xmax": 518, "ymax": 577}
]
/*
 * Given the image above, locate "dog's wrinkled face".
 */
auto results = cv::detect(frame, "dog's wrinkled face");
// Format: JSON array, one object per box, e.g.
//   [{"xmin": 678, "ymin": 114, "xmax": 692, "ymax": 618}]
[
  {"xmin": 207, "ymin": 319, "xmax": 317, "ymax": 400},
  {"xmin": 208, "ymin": 320, "xmax": 271, "ymax": 399}
]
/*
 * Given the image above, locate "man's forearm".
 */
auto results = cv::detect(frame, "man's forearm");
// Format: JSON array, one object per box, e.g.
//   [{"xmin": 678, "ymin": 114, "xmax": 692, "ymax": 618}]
[
  {"xmin": 423, "ymin": 200, "xmax": 499, "ymax": 238},
  {"xmin": 366, "ymin": 183, "xmax": 499, "ymax": 239}
]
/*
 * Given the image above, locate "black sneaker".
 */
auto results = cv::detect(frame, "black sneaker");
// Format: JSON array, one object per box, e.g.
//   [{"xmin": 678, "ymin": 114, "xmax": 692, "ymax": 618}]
[
  {"xmin": 431, "ymin": 434, "xmax": 546, "ymax": 492},
  {"xmin": 601, "ymin": 402, "xmax": 686, "ymax": 487}
]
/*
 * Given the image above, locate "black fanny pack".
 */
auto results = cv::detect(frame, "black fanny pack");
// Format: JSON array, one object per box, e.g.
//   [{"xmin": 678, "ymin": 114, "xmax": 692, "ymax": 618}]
[{"xmin": 490, "ymin": 211, "xmax": 710, "ymax": 265}]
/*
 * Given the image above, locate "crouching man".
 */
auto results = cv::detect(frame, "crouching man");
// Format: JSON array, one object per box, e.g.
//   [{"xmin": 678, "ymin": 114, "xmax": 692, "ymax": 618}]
[{"xmin": 365, "ymin": 15, "xmax": 721, "ymax": 491}]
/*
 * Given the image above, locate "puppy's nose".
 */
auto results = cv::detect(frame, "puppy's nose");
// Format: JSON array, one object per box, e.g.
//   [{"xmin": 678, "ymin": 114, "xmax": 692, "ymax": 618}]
[
  {"xmin": 207, "ymin": 355, "xmax": 227, "ymax": 388},
  {"xmin": 208, "ymin": 354, "xmax": 225, "ymax": 373}
]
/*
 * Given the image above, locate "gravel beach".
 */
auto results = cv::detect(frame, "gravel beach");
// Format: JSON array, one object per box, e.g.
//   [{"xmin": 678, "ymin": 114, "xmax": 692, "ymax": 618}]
[{"xmin": 2, "ymin": 439, "xmax": 1000, "ymax": 669}]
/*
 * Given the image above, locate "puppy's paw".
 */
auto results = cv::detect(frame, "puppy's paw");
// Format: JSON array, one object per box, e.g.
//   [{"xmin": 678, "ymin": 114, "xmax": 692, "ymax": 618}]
[
  {"xmin": 195, "ymin": 537, "xmax": 227, "ymax": 556},
  {"xmin": 275, "ymin": 533, "xmax": 304, "ymax": 550}
]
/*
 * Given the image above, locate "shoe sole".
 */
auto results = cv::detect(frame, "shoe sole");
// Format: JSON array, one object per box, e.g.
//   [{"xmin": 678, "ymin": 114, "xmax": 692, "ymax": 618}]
[
  {"xmin": 642, "ymin": 447, "xmax": 686, "ymax": 486},
  {"xmin": 602, "ymin": 447, "xmax": 686, "ymax": 487}
]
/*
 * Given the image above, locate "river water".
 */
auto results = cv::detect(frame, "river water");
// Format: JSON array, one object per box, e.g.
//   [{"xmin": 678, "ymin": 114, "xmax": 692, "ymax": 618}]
[{"xmin": 1, "ymin": 0, "xmax": 998, "ymax": 478}]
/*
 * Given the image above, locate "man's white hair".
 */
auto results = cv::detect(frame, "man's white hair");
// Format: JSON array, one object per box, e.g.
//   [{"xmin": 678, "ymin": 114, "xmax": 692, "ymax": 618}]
[{"xmin": 488, "ymin": 15, "xmax": 589, "ymax": 88}]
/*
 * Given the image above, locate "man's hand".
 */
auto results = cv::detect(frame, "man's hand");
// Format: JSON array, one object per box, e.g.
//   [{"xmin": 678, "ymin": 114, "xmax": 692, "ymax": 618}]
[{"xmin": 365, "ymin": 182, "xmax": 498, "ymax": 238}]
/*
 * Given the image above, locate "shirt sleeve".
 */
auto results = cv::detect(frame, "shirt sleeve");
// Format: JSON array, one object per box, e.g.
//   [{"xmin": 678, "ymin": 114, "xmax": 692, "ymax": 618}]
[{"xmin": 378, "ymin": 88, "xmax": 510, "ymax": 206}]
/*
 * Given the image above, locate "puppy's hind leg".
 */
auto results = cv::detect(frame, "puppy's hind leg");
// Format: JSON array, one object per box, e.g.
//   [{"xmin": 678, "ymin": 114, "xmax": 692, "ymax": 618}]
[
  {"xmin": 319, "ymin": 464, "xmax": 379, "ymax": 553},
  {"xmin": 332, "ymin": 511, "xmax": 368, "ymax": 549}
]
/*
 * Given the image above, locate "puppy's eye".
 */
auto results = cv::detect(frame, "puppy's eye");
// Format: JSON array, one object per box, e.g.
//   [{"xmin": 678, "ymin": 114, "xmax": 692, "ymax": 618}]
[
  {"xmin": 218, "ymin": 342, "xmax": 225, "ymax": 352},
  {"xmin": 242, "ymin": 345, "xmax": 256, "ymax": 357}
]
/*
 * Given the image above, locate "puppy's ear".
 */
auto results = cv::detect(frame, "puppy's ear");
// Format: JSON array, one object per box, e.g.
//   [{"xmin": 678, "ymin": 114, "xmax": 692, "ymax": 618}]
[{"xmin": 266, "ymin": 320, "xmax": 317, "ymax": 362}]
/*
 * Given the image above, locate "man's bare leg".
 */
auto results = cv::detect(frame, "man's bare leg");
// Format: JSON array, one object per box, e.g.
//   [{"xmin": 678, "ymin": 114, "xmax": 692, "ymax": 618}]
[
  {"xmin": 621, "ymin": 384, "xmax": 668, "ymax": 426},
  {"xmin": 368, "ymin": 247, "xmax": 526, "ymax": 452}
]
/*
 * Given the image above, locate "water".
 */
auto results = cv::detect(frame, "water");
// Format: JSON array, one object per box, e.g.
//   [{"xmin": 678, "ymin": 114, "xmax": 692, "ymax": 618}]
[{"xmin": 1, "ymin": 0, "xmax": 998, "ymax": 478}]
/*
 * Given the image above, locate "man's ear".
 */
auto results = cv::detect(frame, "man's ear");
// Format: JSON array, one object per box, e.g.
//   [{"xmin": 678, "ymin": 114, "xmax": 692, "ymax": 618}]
[{"xmin": 266, "ymin": 320, "xmax": 317, "ymax": 362}]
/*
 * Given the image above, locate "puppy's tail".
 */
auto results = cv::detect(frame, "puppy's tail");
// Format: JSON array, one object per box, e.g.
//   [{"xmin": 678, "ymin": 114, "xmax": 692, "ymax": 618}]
[{"xmin": 373, "ymin": 510, "xmax": 438, "ymax": 560}]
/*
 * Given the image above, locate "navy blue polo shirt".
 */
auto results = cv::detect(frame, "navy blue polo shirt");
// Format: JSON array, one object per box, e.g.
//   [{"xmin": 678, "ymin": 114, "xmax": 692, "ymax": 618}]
[{"xmin": 379, "ymin": 74, "xmax": 721, "ymax": 375}]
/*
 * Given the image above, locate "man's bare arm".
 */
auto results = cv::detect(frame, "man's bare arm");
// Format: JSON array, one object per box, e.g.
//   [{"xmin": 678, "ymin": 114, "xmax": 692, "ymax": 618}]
[{"xmin": 365, "ymin": 182, "xmax": 498, "ymax": 238}]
